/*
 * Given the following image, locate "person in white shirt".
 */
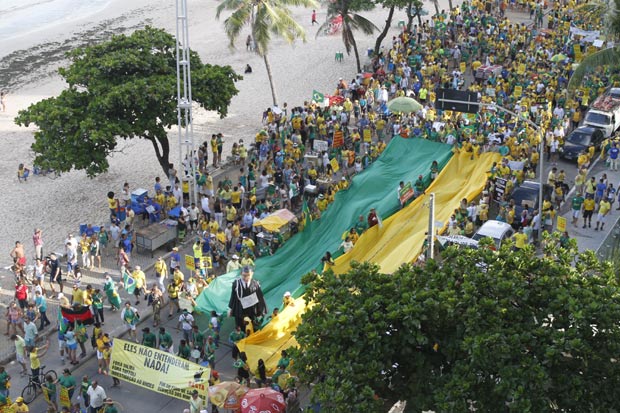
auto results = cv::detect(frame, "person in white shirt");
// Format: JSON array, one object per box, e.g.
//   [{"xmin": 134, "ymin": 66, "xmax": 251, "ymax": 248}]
[
  {"xmin": 173, "ymin": 183, "xmax": 183, "ymax": 205},
  {"xmin": 340, "ymin": 237, "xmax": 354, "ymax": 253},
  {"xmin": 188, "ymin": 203, "xmax": 200, "ymax": 232},
  {"xmin": 177, "ymin": 309, "xmax": 194, "ymax": 344},
  {"xmin": 200, "ymin": 196, "xmax": 211, "ymax": 219},
  {"xmin": 87, "ymin": 381, "xmax": 107, "ymax": 413}
]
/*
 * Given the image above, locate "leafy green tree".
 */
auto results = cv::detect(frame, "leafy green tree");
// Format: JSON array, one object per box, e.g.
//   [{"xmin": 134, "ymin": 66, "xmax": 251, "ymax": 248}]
[
  {"xmin": 569, "ymin": 0, "xmax": 620, "ymax": 90},
  {"xmin": 217, "ymin": 0, "xmax": 317, "ymax": 106},
  {"xmin": 317, "ymin": 0, "xmax": 378, "ymax": 73},
  {"xmin": 293, "ymin": 235, "xmax": 620, "ymax": 412},
  {"xmin": 15, "ymin": 27, "xmax": 241, "ymax": 177}
]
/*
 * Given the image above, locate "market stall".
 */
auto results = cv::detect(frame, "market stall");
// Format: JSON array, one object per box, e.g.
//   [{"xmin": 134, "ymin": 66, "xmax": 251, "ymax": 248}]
[
  {"xmin": 253, "ymin": 209, "xmax": 298, "ymax": 256},
  {"xmin": 135, "ymin": 219, "xmax": 178, "ymax": 257}
]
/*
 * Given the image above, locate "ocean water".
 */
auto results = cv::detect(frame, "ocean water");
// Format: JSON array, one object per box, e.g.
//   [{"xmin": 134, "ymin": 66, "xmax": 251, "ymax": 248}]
[{"xmin": 0, "ymin": 0, "xmax": 112, "ymax": 41}]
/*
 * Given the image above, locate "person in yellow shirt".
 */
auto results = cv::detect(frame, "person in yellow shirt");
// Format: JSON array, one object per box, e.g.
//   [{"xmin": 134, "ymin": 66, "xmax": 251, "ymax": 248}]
[
  {"xmin": 582, "ymin": 195, "xmax": 596, "ymax": 228},
  {"xmin": 132, "ymin": 265, "xmax": 146, "ymax": 305},
  {"xmin": 71, "ymin": 284, "xmax": 85, "ymax": 306},
  {"xmin": 316, "ymin": 194, "xmax": 328, "ymax": 212},
  {"xmin": 9, "ymin": 397, "xmax": 29, "ymax": 412},
  {"xmin": 512, "ymin": 227, "xmax": 528, "ymax": 250},
  {"xmin": 596, "ymin": 198, "xmax": 611, "ymax": 231},
  {"xmin": 29, "ymin": 340, "xmax": 50, "ymax": 385},
  {"xmin": 230, "ymin": 187, "xmax": 242, "ymax": 209}
]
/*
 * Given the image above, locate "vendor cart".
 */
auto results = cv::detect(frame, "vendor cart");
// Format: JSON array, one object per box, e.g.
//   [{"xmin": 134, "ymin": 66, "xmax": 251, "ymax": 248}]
[
  {"xmin": 135, "ymin": 219, "xmax": 178, "ymax": 257},
  {"xmin": 253, "ymin": 209, "xmax": 298, "ymax": 256}
]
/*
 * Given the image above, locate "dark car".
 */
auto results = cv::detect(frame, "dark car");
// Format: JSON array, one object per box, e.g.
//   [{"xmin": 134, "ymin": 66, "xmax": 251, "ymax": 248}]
[
  {"xmin": 510, "ymin": 180, "xmax": 554, "ymax": 217},
  {"xmin": 560, "ymin": 126, "xmax": 604, "ymax": 161}
]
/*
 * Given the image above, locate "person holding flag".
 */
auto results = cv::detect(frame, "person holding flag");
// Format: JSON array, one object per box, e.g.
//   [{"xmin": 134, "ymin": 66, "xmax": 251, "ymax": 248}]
[
  {"xmin": 103, "ymin": 274, "xmax": 121, "ymax": 311},
  {"xmin": 120, "ymin": 302, "xmax": 140, "ymax": 343}
]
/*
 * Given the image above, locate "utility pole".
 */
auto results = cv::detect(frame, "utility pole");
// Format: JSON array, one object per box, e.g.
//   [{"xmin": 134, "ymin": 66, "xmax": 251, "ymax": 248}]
[{"xmin": 427, "ymin": 193, "xmax": 435, "ymax": 260}]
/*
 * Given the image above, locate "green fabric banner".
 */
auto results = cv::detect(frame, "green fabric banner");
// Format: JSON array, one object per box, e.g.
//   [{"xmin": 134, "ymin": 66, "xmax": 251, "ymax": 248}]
[{"xmin": 194, "ymin": 138, "xmax": 453, "ymax": 315}]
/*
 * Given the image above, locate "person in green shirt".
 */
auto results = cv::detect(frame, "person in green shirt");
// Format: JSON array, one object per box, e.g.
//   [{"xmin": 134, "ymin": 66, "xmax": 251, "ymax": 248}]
[
  {"xmin": 57, "ymin": 368, "xmax": 76, "ymax": 399},
  {"xmin": 91, "ymin": 289, "xmax": 105, "ymax": 325},
  {"xmin": 158, "ymin": 327, "xmax": 173, "ymax": 353},
  {"xmin": 190, "ymin": 325, "xmax": 205, "ymax": 355},
  {"xmin": 571, "ymin": 193, "xmax": 585, "ymax": 226},
  {"xmin": 204, "ymin": 336, "xmax": 216, "ymax": 368},
  {"xmin": 80, "ymin": 375, "xmax": 92, "ymax": 408},
  {"xmin": 229, "ymin": 325, "xmax": 246, "ymax": 360},
  {"xmin": 43, "ymin": 373, "xmax": 58, "ymax": 412},
  {"xmin": 141, "ymin": 327, "xmax": 156, "ymax": 348},
  {"xmin": 177, "ymin": 339, "xmax": 191, "ymax": 360},
  {"xmin": 276, "ymin": 350, "xmax": 290, "ymax": 369},
  {"xmin": 0, "ymin": 366, "xmax": 10, "ymax": 399},
  {"xmin": 103, "ymin": 398, "xmax": 119, "ymax": 413},
  {"xmin": 354, "ymin": 215, "xmax": 367, "ymax": 235}
]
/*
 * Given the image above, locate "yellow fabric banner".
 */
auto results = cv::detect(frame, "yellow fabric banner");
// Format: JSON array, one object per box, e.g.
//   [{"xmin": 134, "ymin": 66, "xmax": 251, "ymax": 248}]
[
  {"xmin": 60, "ymin": 387, "xmax": 71, "ymax": 408},
  {"xmin": 110, "ymin": 339, "xmax": 210, "ymax": 402}
]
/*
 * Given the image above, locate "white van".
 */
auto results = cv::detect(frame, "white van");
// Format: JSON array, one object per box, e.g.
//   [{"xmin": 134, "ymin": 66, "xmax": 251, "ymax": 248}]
[{"xmin": 583, "ymin": 95, "xmax": 620, "ymax": 137}]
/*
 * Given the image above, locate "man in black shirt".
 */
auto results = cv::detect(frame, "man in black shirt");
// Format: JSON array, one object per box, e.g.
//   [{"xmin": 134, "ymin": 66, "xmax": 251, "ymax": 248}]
[{"xmin": 48, "ymin": 253, "xmax": 64, "ymax": 294}]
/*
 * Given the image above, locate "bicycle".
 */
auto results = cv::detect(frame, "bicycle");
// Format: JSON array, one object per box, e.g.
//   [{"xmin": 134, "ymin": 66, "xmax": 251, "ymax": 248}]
[{"xmin": 21, "ymin": 365, "xmax": 57, "ymax": 404}]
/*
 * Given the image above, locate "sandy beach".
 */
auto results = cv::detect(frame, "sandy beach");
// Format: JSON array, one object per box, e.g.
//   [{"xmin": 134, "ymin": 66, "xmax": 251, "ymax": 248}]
[{"xmin": 0, "ymin": 0, "xmax": 446, "ymax": 267}]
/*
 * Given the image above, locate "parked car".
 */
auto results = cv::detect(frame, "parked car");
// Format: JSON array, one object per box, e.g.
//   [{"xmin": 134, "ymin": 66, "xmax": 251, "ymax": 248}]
[
  {"xmin": 509, "ymin": 180, "xmax": 554, "ymax": 217},
  {"xmin": 471, "ymin": 220, "xmax": 514, "ymax": 249},
  {"xmin": 560, "ymin": 126, "xmax": 604, "ymax": 161}
]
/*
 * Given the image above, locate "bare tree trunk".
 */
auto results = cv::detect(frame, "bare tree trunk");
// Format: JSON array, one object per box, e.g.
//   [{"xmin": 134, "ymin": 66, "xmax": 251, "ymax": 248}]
[
  {"xmin": 263, "ymin": 53, "xmax": 279, "ymax": 106},
  {"xmin": 148, "ymin": 135, "xmax": 172, "ymax": 176},
  {"xmin": 448, "ymin": 0, "xmax": 453, "ymax": 10},
  {"xmin": 374, "ymin": 5, "xmax": 395, "ymax": 55},
  {"xmin": 432, "ymin": 0, "xmax": 439, "ymax": 15},
  {"xmin": 352, "ymin": 34, "xmax": 362, "ymax": 73}
]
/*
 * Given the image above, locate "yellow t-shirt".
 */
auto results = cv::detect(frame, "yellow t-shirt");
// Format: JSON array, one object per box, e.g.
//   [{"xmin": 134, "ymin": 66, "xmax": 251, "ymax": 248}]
[
  {"xmin": 30, "ymin": 351, "xmax": 40, "ymax": 369},
  {"xmin": 72, "ymin": 289, "xmax": 85, "ymax": 305},
  {"xmin": 514, "ymin": 232, "xmax": 528, "ymax": 249},
  {"xmin": 599, "ymin": 200, "xmax": 611, "ymax": 215}
]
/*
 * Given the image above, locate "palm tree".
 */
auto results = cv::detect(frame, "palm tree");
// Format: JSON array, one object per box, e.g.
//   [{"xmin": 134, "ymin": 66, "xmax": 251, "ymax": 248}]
[
  {"xmin": 317, "ymin": 0, "xmax": 378, "ymax": 73},
  {"xmin": 216, "ymin": 0, "xmax": 317, "ymax": 106},
  {"xmin": 568, "ymin": 0, "xmax": 620, "ymax": 91}
]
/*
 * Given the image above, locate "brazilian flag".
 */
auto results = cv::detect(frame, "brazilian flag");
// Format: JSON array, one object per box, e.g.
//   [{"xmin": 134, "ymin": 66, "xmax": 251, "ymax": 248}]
[
  {"xmin": 123, "ymin": 270, "xmax": 136, "ymax": 294},
  {"xmin": 312, "ymin": 90, "xmax": 324, "ymax": 103}
]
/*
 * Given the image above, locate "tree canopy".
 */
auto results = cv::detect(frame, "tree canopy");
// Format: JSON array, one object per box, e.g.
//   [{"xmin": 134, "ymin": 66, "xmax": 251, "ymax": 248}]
[
  {"xmin": 15, "ymin": 26, "xmax": 241, "ymax": 177},
  {"xmin": 293, "ymin": 236, "xmax": 620, "ymax": 412}
]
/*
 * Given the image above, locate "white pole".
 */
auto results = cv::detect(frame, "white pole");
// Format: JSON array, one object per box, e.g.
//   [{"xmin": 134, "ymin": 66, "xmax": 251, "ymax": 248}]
[{"xmin": 428, "ymin": 193, "xmax": 435, "ymax": 260}]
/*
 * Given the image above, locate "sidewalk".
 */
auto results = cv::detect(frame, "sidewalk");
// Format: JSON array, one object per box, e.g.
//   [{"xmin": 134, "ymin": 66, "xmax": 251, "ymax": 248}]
[{"xmin": 558, "ymin": 156, "xmax": 620, "ymax": 254}]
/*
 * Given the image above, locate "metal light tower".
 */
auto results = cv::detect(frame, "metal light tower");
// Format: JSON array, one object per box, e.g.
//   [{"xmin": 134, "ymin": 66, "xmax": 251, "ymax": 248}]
[{"xmin": 176, "ymin": 0, "xmax": 198, "ymax": 206}]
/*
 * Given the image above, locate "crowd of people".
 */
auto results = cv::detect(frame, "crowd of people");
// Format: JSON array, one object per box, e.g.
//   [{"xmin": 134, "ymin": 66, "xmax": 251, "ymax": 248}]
[{"xmin": 4, "ymin": 0, "xmax": 620, "ymax": 411}]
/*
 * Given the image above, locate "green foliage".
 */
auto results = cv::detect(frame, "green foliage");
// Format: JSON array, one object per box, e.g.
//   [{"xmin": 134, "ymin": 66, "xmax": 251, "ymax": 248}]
[
  {"xmin": 293, "ymin": 234, "xmax": 620, "ymax": 412},
  {"xmin": 15, "ymin": 26, "xmax": 241, "ymax": 177}
]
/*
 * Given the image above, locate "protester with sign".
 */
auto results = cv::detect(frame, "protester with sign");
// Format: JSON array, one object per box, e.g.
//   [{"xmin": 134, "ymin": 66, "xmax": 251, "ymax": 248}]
[
  {"xmin": 228, "ymin": 266, "xmax": 267, "ymax": 329},
  {"xmin": 158, "ymin": 327, "xmax": 173, "ymax": 353}
]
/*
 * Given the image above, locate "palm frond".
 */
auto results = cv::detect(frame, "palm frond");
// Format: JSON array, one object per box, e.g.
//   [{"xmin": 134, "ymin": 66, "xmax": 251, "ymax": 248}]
[
  {"xmin": 568, "ymin": 47, "xmax": 620, "ymax": 91},
  {"xmin": 271, "ymin": 9, "xmax": 307, "ymax": 43},
  {"xmin": 222, "ymin": 5, "xmax": 254, "ymax": 47},
  {"xmin": 348, "ymin": 13, "xmax": 379, "ymax": 35},
  {"xmin": 216, "ymin": 0, "xmax": 246, "ymax": 18},
  {"xmin": 253, "ymin": 6, "xmax": 272, "ymax": 55}
]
